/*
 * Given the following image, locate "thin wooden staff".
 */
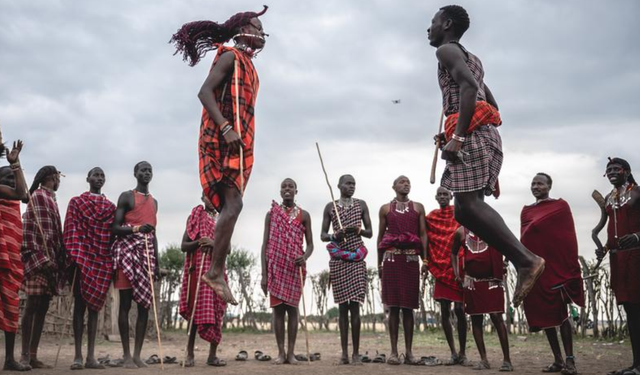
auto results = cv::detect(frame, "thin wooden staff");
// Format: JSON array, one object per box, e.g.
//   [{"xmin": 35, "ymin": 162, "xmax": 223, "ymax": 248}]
[
  {"xmin": 144, "ymin": 234, "xmax": 164, "ymax": 370},
  {"xmin": 54, "ymin": 268, "xmax": 77, "ymax": 367},
  {"xmin": 180, "ymin": 252, "xmax": 193, "ymax": 369},
  {"xmin": 315, "ymin": 142, "xmax": 343, "ymax": 230},
  {"xmin": 429, "ymin": 110, "xmax": 445, "ymax": 184},
  {"xmin": 298, "ymin": 267, "xmax": 311, "ymax": 364},
  {"xmin": 182, "ymin": 251, "xmax": 207, "ymax": 368},
  {"xmin": 234, "ymin": 60, "xmax": 244, "ymax": 193}
]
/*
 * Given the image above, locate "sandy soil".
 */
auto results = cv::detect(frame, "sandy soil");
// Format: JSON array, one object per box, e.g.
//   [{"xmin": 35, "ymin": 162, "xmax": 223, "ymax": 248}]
[{"xmin": 1, "ymin": 330, "xmax": 631, "ymax": 375}]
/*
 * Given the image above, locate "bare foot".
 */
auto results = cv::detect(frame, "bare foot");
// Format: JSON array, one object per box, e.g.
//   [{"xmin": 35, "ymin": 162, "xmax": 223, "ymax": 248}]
[
  {"xmin": 202, "ymin": 273, "xmax": 238, "ymax": 305},
  {"xmin": 182, "ymin": 357, "xmax": 195, "ymax": 368},
  {"xmin": 133, "ymin": 357, "xmax": 148, "ymax": 368},
  {"xmin": 274, "ymin": 355, "xmax": 286, "ymax": 365},
  {"xmin": 4, "ymin": 359, "xmax": 32, "ymax": 371},
  {"xmin": 122, "ymin": 358, "xmax": 137, "ymax": 369},
  {"xmin": 85, "ymin": 358, "xmax": 106, "ymax": 369},
  {"xmin": 338, "ymin": 354, "xmax": 349, "ymax": 365},
  {"xmin": 29, "ymin": 359, "xmax": 52, "ymax": 369},
  {"xmin": 287, "ymin": 354, "xmax": 299, "ymax": 365},
  {"xmin": 513, "ymin": 256, "xmax": 545, "ymax": 307},
  {"xmin": 351, "ymin": 354, "xmax": 363, "ymax": 365}
]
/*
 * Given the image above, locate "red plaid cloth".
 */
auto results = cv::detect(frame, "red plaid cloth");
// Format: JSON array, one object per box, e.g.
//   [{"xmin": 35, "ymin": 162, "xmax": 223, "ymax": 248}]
[
  {"xmin": 63, "ymin": 192, "xmax": 116, "ymax": 311},
  {"xmin": 266, "ymin": 201, "xmax": 306, "ymax": 306},
  {"xmin": 443, "ymin": 101, "xmax": 502, "ymax": 141},
  {"xmin": 178, "ymin": 205, "xmax": 226, "ymax": 344},
  {"xmin": 0, "ymin": 200, "xmax": 23, "ymax": 332},
  {"xmin": 199, "ymin": 46, "xmax": 260, "ymax": 211},
  {"xmin": 21, "ymin": 188, "xmax": 66, "ymax": 295},
  {"xmin": 426, "ymin": 206, "xmax": 462, "ymax": 292},
  {"xmin": 111, "ymin": 230, "xmax": 156, "ymax": 309}
]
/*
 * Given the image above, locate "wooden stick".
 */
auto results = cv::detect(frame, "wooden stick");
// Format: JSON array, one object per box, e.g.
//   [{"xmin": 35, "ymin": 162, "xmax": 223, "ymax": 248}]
[
  {"xmin": 144, "ymin": 235, "xmax": 164, "ymax": 370},
  {"xmin": 430, "ymin": 109, "xmax": 445, "ymax": 184},
  {"xmin": 315, "ymin": 142, "xmax": 343, "ymax": 230},
  {"xmin": 298, "ymin": 267, "xmax": 311, "ymax": 364},
  {"xmin": 234, "ymin": 60, "xmax": 244, "ymax": 193},
  {"xmin": 54, "ymin": 268, "xmax": 77, "ymax": 367},
  {"xmin": 182, "ymin": 252, "xmax": 207, "ymax": 368}
]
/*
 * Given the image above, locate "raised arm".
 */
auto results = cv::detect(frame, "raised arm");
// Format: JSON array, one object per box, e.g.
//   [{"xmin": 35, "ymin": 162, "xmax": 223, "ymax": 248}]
[{"xmin": 0, "ymin": 141, "xmax": 29, "ymax": 202}]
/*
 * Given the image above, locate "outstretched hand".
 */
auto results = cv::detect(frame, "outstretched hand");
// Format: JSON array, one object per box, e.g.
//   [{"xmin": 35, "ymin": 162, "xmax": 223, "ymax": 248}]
[{"xmin": 6, "ymin": 140, "xmax": 23, "ymax": 164}]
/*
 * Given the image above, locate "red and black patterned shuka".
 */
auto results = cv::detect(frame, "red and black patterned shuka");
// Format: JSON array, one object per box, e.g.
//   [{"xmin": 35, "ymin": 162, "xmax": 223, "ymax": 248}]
[
  {"xmin": 426, "ymin": 205, "xmax": 463, "ymax": 302},
  {"xmin": 0, "ymin": 200, "xmax": 23, "ymax": 333},
  {"xmin": 63, "ymin": 192, "xmax": 116, "ymax": 312},
  {"xmin": 21, "ymin": 188, "xmax": 66, "ymax": 296},
  {"xmin": 179, "ymin": 205, "xmax": 226, "ymax": 344},
  {"xmin": 380, "ymin": 201, "xmax": 423, "ymax": 310},
  {"xmin": 438, "ymin": 41, "xmax": 503, "ymax": 198},
  {"xmin": 329, "ymin": 199, "xmax": 367, "ymax": 305},
  {"xmin": 266, "ymin": 201, "xmax": 306, "ymax": 307}
]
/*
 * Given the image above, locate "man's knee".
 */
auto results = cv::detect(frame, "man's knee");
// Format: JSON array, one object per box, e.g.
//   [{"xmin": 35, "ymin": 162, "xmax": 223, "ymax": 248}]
[
  {"xmin": 489, "ymin": 313, "xmax": 503, "ymax": 324},
  {"xmin": 225, "ymin": 194, "xmax": 244, "ymax": 217}
]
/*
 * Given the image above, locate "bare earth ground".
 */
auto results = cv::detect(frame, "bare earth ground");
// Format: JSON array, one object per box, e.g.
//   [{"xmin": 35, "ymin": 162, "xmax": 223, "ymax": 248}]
[{"xmin": 1, "ymin": 330, "xmax": 631, "ymax": 375}]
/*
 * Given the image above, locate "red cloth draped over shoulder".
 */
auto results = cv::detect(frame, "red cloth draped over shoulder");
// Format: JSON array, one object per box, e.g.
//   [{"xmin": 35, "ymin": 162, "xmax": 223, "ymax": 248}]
[
  {"xmin": 0, "ymin": 200, "xmax": 24, "ymax": 332},
  {"xmin": 444, "ymin": 101, "xmax": 501, "ymax": 141},
  {"xmin": 521, "ymin": 199, "xmax": 584, "ymax": 331},
  {"xmin": 426, "ymin": 206, "xmax": 462, "ymax": 291},
  {"xmin": 199, "ymin": 46, "xmax": 260, "ymax": 211},
  {"xmin": 63, "ymin": 192, "xmax": 116, "ymax": 311}
]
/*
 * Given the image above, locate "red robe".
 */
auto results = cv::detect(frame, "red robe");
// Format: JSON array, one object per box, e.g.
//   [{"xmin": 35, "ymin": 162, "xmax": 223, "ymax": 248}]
[
  {"xmin": 521, "ymin": 199, "xmax": 584, "ymax": 331},
  {"xmin": 426, "ymin": 206, "xmax": 462, "ymax": 297},
  {"xmin": 0, "ymin": 200, "xmax": 23, "ymax": 332}
]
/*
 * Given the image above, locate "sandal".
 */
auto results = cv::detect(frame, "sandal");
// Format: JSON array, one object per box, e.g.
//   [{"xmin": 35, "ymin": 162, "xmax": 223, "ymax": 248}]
[
  {"xmin": 361, "ymin": 352, "xmax": 372, "ymax": 363},
  {"xmin": 543, "ymin": 363, "xmax": 565, "ymax": 373},
  {"xmin": 235, "ymin": 350, "xmax": 248, "ymax": 361},
  {"xmin": 422, "ymin": 356, "xmax": 443, "ymax": 366},
  {"xmin": 313, "ymin": 352, "xmax": 321, "ymax": 361},
  {"xmin": 163, "ymin": 356, "xmax": 177, "ymax": 364},
  {"xmin": 621, "ymin": 369, "xmax": 640, "ymax": 375},
  {"xmin": 372, "ymin": 352, "xmax": 386, "ymax": 363},
  {"xmin": 207, "ymin": 357, "xmax": 227, "ymax": 367},
  {"xmin": 254, "ymin": 350, "xmax": 272, "ymax": 361},
  {"xmin": 295, "ymin": 354, "xmax": 308, "ymax": 362},
  {"xmin": 404, "ymin": 355, "xmax": 424, "ymax": 365},
  {"xmin": 387, "ymin": 354, "xmax": 401, "ymax": 365},
  {"xmin": 499, "ymin": 361, "xmax": 514, "ymax": 372},
  {"xmin": 473, "ymin": 360, "xmax": 491, "ymax": 370},
  {"xmin": 70, "ymin": 360, "xmax": 84, "ymax": 370},
  {"xmin": 145, "ymin": 354, "xmax": 160, "ymax": 365}
]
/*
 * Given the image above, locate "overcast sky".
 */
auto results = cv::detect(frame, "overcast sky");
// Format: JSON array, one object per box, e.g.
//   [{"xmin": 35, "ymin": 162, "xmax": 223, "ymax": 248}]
[{"xmin": 1, "ymin": 0, "xmax": 639, "ymax": 304}]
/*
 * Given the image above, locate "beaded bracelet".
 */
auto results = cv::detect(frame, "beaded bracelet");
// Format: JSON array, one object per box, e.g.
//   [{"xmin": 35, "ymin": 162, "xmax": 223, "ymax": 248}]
[{"xmin": 451, "ymin": 134, "xmax": 466, "ymax": 143}]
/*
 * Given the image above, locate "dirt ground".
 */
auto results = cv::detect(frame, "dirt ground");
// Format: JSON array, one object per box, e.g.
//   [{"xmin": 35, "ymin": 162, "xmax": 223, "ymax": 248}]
[{"xmin": 1, "ymin": 330, "xmax": 631, "ymax": 375}]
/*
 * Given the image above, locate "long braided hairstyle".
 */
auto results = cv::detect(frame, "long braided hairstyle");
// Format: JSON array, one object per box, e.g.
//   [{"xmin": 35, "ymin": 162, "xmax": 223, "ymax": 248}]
[
  {"xmin": 607, "ymin": 157, "xmax": 637, "ymax": 185},
  {"xmin": 170, "ymin": 5, "xmax": 268, "ymax": 67},
  {"xmin": 29, "ymin": 165, "xmax": 58, "ymax": 195}
]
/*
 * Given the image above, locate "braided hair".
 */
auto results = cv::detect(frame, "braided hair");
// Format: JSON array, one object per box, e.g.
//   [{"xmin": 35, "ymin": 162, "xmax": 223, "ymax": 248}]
[
  {"xmin": 29, "ymin": 165, "xmax": 58, "ymax": 195},
  {"xmin": 170, "ymin": 5, "xmax": 268, "ymax": 66},
  {"xmin": 439, "ymin": 5, "xmax": 470, "ymax": 38},
  {"xmin": 607, "ymin": 157, "xmax": 637, "ymax": 185}
]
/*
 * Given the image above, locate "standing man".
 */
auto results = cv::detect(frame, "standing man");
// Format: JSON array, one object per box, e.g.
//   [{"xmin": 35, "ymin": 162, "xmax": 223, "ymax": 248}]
[
  {"xmin": 179, "ymin": 193, "xmax": 226, "ymax": 367},
  {"xmin": 451, "ymin": 228, "xmax": 512, "ymax": 371},
  {"xmin": 0, "ymin": 140, "xmax": 31, "ymax": 372},
  {"xmin": 261, "ymin": 178, "xmax": 314, "ymax": 365},
  {"xmin": 378, "ymin": 175, "xmax": 427, "ymax": 365},
  {"xmin": 425, "ymin": 186, "xmax": 468, "ymax": 365},
  {"xmin": 601, "ymin": 158, "xmax": 640, "ymax": 375},
  {"xmin": 521, "ymin": 173, "xmax": 584, "ymax": 375},
  {"xmin": 171, "ymin": 6, "xmax": 268, "ymax": 305},
  {"xmin": 20, "ymin": 166, "xmax": 65, "ymax": 369},
  {"xmin": 111, "ymin": 161, "xmax": 158, "ymax": 369},
  {"xmin": 427, "ymin": 5, "xmax": 544, "ymax": 305},
  {"xmin": 320, "ymin": 174, "xmax": 372, "ymax": 365},
  {"xmin": 63, "ymin": 167, "xmax": 116, "ymax": 370}
]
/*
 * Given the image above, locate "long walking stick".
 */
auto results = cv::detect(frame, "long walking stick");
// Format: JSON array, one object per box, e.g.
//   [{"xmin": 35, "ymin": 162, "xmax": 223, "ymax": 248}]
[
  {"xmin": 144, "ymin": 235, "xmax": 165, "ymax": 370},
  {"xmin": 315, "ymin": 142, "xmax": 343, "ymax": 230},
  {"xmin": 54, "ymin": 268, "xmax": 77, "ymax": 367},
  {"xmin": 429, "ymin": 110, "xmax": 445, "ymax": 184},
  {"xmin": 298, "ymin": 267, "xmax": 311, "ymax": 364},
  {"xmin": 182, "ymin": 252, "xmax": 207, "ymax": 368},
  {"xmin": 234, "ymin": 60, "xmax": 244, "ymax": 193}
]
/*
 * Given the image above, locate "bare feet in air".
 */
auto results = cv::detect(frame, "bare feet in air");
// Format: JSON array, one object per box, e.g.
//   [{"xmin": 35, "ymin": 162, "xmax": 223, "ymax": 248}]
[
  {"xmin": 513, "ymin": 255, "xmax": 545, "ymax": 307},
  {"xmin": 202, "ymin": 272, "xmax": 238, "ymax": 305}
]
